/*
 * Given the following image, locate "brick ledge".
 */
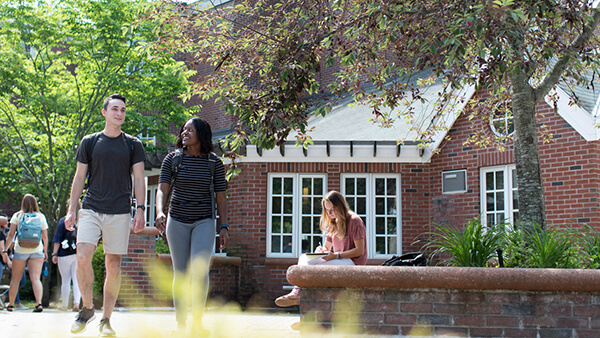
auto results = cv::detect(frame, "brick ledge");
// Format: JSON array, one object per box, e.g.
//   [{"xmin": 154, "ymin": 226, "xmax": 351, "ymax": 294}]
[{"xmin": 287, "ymin": 265, "xmax": 600, "ymax": 292}]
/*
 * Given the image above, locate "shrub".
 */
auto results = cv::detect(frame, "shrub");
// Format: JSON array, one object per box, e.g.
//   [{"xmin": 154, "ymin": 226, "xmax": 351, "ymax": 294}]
[
  {"xmin": 421, "ymin": 216, "xmax": 505, "ymax": 267},
  {"xmin": 92, "ymin": 243, "xmax": 105, "ymax": 305},
  {"xmin": 155, "ymin": 238, "xmax": 170, "ymax": 254}
]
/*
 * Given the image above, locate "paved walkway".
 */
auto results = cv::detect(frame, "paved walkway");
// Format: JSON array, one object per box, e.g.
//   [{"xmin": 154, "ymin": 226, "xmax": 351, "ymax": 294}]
[{"xmin": 0, "ymin": 307, "xmax": 302, "ymax": 337}]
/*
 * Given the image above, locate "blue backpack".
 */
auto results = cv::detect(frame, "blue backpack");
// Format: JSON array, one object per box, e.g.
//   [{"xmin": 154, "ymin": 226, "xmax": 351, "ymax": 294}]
[{"xmin": 18, "ymin": 212, "xmax": 43, "ymax": 248}]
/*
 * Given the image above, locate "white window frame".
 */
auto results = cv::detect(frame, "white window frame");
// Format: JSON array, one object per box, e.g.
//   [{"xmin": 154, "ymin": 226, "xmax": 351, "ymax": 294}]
[
  {"xmin": 341, "ymin": 174, "xmax": 402, "ymax": 259},
  {"xmin": 266, "ymin": 173, "xmax": 327, "ymax": 258},
  {"xmin": 480, "ymin": 165, "xmax": 518, "ymax": 228}
]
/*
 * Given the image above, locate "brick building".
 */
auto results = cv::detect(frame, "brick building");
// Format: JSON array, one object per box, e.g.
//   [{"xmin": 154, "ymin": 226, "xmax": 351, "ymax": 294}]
[{"xmin": 121, "ymin": 67, "xmax": 600, "ymax": 308}]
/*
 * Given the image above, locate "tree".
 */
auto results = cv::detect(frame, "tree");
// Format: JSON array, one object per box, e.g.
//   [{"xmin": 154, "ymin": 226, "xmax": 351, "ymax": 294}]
[
  {"xmin": 148, "ymin": 0, "xmax": 600, "ymax": 232},
  {"xmin": 0, "ymin": 0, "xmax": 195, "ymax": 229}
]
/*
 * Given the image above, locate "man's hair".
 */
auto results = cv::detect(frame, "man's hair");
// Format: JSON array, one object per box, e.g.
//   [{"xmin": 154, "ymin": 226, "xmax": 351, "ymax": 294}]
[{"xmin": 103, "ymin": 93, "xmax": 127, "ymax": 110}]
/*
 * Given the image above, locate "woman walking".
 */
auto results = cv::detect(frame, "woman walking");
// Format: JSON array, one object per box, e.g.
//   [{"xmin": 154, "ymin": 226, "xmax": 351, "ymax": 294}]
[
  {"xmin": 2, "ymin": 194, "xmax": 48, "ymax": 312},
  {"xmin": 51, "ymin": 202, "xmax": 81, "ymax": 311},
  {"xmin": 155, "ymin": 117, "xmax": 229, "ymax": 335}
]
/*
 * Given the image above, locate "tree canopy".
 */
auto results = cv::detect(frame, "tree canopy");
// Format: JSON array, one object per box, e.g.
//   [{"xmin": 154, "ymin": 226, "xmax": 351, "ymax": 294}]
[
  {"xmin": 149, "ymin": 0, "xmax": 600, "ymax": 231},
  {"xmin": 0, "ymin": 0, "xmax": 196, "ymax": 228}
]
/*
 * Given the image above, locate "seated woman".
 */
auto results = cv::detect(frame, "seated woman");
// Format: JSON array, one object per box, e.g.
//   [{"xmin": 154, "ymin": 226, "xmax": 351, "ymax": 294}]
[{"xmin": 275, "ymin": 190, "xmax": 367, "ymax": 307}]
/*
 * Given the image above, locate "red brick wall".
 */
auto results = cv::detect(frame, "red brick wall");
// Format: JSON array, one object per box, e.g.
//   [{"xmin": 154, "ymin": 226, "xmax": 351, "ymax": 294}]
[
  {"xmin": 429, "ymin": 89, "xmax": 600, "ymax": 229},
  {"xmin": 301, "ymin": 287, "xmax": 600, "ymax": 336}
]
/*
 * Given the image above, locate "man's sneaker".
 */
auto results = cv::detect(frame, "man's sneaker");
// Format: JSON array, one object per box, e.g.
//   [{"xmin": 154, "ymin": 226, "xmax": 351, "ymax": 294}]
[
  {"xmin": 71, "ymin": 306, "xmax": 96, "ymax": 334},
  {"xmin": 14, "ymin": 303, "xmax": 28, "ymax": 310},
  {"xmin": 99, "ymin": 318, "xmax": 116, "ymax": 337}
]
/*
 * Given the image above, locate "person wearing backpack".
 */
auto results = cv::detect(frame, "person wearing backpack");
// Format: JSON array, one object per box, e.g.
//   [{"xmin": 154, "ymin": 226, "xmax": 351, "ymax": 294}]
[
  {"xmin": 51, "ymin": 201, "xmax": 81, "ymax": 312},
  {"xmin": 65, "ymin": 93, "xmax": 146, "ymax": 337},
  {"xmin": 2, "ymin": 194, "xmax": 49, "ymax": 312},
  {"xmin": 154, "ymin": 117, "xmax": 229, "ymax": 336}
]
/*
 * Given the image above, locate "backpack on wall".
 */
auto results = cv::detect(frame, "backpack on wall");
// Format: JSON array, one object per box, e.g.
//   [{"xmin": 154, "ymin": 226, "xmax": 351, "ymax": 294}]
[{"xmin": 17, "ymin": 212, "xmax": 43, "ymax": 248}]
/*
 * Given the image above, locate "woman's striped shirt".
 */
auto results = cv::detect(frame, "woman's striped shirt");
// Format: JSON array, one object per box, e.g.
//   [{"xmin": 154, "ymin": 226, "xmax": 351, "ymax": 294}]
[{"xmin": 159, "ymin": 151, "xmax": 227, "ymax": 223}]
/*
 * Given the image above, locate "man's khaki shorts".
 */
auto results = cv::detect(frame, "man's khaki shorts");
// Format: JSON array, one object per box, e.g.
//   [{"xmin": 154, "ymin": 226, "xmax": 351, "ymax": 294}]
[{"xmin": 77, "ymin": 209, "xmax": 131, "ymax": 255}]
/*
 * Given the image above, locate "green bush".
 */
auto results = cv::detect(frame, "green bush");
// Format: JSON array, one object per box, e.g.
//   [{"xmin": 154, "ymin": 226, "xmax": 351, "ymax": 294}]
[
  {"xmin": 155, "ymin": 238, "xmax": 170, "ymax": 254},
  {"xmin": 92, "ymin": 243, "xmax": 105, "ymax": 305},
  {"xmin": 422, "ymin": 216, "xmax": 505, "ymax": 267},
  {"xmin": 421, "ymin": 217, "xmax": 598, "ymax": 269}
]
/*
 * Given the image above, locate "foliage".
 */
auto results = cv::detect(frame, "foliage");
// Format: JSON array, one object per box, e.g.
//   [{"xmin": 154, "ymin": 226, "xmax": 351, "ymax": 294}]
[
  {"xmin": 422, "ymin": 216, "xmax": 505, "ymax": 267},
  {"xmin": 423, "ymin": 217, "xmax": 595, "ymax": 269},
  {"xmin": 146, "ymin": 0, "xmax": 600, "ymax": 233},
  {"xmin": 92, "ymin": 243, "xmax": 105, "ymax": 305},
  {"xmin": 0, "ymin": 0, "xmax": 195, "ymax": 231},
  {"xmin": 572, "ymin": 224, "xmax": 600, "ymax": 269},
  {"xmin": 155, "ymin": 238, "xmax": 170, "ymax": 254}
]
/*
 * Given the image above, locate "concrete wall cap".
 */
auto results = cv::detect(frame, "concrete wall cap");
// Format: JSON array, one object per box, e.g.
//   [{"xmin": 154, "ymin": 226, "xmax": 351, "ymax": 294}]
[{"xmin": 287, "ymin": 265, "xmax": 600, "ymax": 292}]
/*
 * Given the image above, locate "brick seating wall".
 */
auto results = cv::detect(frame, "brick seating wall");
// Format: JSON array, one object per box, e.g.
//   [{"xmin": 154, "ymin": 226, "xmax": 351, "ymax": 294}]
[{"xmin": 289, "ymin": 266, "xmax": 600, "ymax": 337}]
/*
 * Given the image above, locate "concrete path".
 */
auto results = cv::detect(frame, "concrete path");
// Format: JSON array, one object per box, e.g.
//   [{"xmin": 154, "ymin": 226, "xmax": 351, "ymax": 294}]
[{"xmin": 0, "ymin": 307, "xmax": 302, "ymax": 337}]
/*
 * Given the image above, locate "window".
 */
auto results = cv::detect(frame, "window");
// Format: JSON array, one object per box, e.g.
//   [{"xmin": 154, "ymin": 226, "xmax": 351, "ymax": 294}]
[
  {"xmin": 145, "ymin": 181, "xmax": 158, "ymax": 228},
  {"xmin": 442, "ymin": 169, "xmax": 467, "ymax": 194},
  {"xmin": 480, "ymin": 165, "xmax": 519, "ymax": 227},
  {"xmin": 489, "ymin": 101, "xmax": 514, "ymax": 137},
  {"xmin": 138, "ymin": 133, "xmax": 156, "ymax": 148},
  {"xmin": 267, "ymin": 174, "xmax": 327, "ymax": 257},
  {"xmin": 342, "ymin": 174, "xmax": 401, "ymax": 258}
]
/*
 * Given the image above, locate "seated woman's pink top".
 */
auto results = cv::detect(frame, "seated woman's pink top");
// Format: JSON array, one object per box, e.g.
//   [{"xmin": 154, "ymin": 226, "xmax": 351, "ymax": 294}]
[{"xmin": 326, "ymin": 212, "xmax": 368, "ymax": 265}]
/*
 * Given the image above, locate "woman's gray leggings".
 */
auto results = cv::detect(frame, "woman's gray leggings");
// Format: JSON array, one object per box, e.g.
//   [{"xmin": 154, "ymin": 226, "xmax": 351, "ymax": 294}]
[{"xmin": 166, "ymin": 216, "xmax": 215, "ymax": 325}]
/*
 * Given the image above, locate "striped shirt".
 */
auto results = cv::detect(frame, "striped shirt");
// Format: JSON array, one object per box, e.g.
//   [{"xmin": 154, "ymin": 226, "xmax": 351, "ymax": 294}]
[{"xmin": 159, "ymin": 151, "xmax": 227, "ymax": 223}]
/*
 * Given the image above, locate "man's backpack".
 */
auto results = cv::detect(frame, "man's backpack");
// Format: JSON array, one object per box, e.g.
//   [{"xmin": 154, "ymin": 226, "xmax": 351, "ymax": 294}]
[{"xmin": 17, "ymin": 212, "xmax": 43, "ymax": 248}]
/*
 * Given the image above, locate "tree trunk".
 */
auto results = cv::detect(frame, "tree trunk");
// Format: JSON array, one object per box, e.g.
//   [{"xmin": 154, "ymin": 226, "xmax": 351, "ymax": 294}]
[{"xmin": 511, "ymin": 73, "xmax": 546, "ymax": 232}]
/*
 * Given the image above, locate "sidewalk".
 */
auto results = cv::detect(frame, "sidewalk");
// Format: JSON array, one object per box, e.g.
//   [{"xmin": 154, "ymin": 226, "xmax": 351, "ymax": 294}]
[{"xmin": 0, "ymin": 307, "xmax": 301, "ymax": 337}]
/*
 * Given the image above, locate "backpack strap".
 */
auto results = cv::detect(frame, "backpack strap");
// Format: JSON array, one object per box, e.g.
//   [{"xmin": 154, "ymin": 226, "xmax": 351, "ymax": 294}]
[
  {"xmin": 208, "ymin": 152, "xmax": 218, "ymax": 219},
  {"xmin": 163, "ymin": 148, "xmax": 184, "ymax": 212}
]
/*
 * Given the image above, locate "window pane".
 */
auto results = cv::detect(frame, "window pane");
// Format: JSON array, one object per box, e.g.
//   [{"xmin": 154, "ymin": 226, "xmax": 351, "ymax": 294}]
[
  {"xmin": 273, "ymin": 177, "xmax": 282, "ymax": 194},
  {"xmin": 387, "ymin": 218, "xmax": 397, "ymax": 234},
  {"xmin": 313, "ymin": 201, "xmax": 321, "ymax": 214},
  {"xmin": 357, "ymin": 178, "xmax": 367, "ymax": 194},
  {"xmin": 512, "ymin": 169, "xmax": 517, "ymax": 188},
  {"xmin": 283, "ymin": 197, "xmax": 293, "ymax": 213},
  {"xmin": 376, "ymin": 237, "xmax": 385, "ymax": 255},
  {"xmin": 513, "ymin": 190, "xmax": 519, "ymax": 210},
  {"xmin": 357, "ymin": 197, "xmax": 366, "ymax": 214},
  {"xmin": 283, "ymin": 236, "xmax": 292, "ymax": 253},
  {"xmin": 271, "ymin": 236, "xmax": 281, "ymax": 253},
  {"xmin": 313, "ymin": 218, "xmax": 320, "ymax": 233},
  {"xmin": 387, "ymin": 179, "xmax": 396, "ymax": 195},
  {"xmin": 314, "ymin": 178, "xmax": 323, "ymax": 195},
  {"xmin": 346, "ymin": 178, "xmax": 355, "ymax": 194},
  {"xmin": 272, "ymin": 217, "xmax": 281, "ymax": 233},
  {"xmin": 302, "ymin": 178, "xmax": 311, "ymax": 194},
  {"xmin": 302, "ymin": 197, "xmax": 310, "ymax": 214},
  {"xmin": 283, "ymin": 216, "xmax": 293, "ymax": 233},
  {"xmin": 376, "ymin": 178, "xmax": 385, "ymax": 195},
  {"xmin": 496, "ymin": 192, "xmax": 504, "ymax": 211},
  {"xmin": 376, "ymin": 217, "xmax": 385, "ymax": 234},
  {"xmin": 486, "ymin": 172, "xmax": 494, "ymax": 190},
  {"xmin": 486, "ymin": 193, "xmax": 495, "ymax": 211},
  {"xmin": 302, "ymin": 217, "xmax": 310, "ymax": 234},
  {"xmin": 387, "ymin": 237, "xmax": 397, "ymax": 255},
  {"xmin": 283, "ymin": 177, "xmax": 293, "ymax": 194},
  {"xmin": 272, "ymin": 196, "xmax": 281, "ymax": 213},
  {"xmin": 347, "ymin": 198, "xmax": 355, "ymax": 211},
  {"xmin": 495, "ymin": 171, "xmax": 504, "ymax": 190},
  {"xmin": 376, "ymin": 198, "xmax": 385, "ymax": 214},
  {"xmin": 387, "ymin": 198, "xmax": 396, "ymax": 215},
  {"xmin": 487, "ymin": 214, "xmax": 494, "ymax": 226}
]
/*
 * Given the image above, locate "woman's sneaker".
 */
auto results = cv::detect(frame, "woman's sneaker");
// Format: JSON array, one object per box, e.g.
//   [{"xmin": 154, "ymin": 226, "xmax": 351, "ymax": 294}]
[
  {"xmin": 71, "ymin": 306, "xmax": 96, "ymax": 334},
  {"xmin": 99, "ymin": 318, "xmax": 116, "ymax": 337}
]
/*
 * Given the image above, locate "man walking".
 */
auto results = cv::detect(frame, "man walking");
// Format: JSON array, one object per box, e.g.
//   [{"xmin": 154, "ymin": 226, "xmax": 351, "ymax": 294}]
[{"xmin": 65, "ymin": 93, "xmax": 146, "ymax": 337}]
